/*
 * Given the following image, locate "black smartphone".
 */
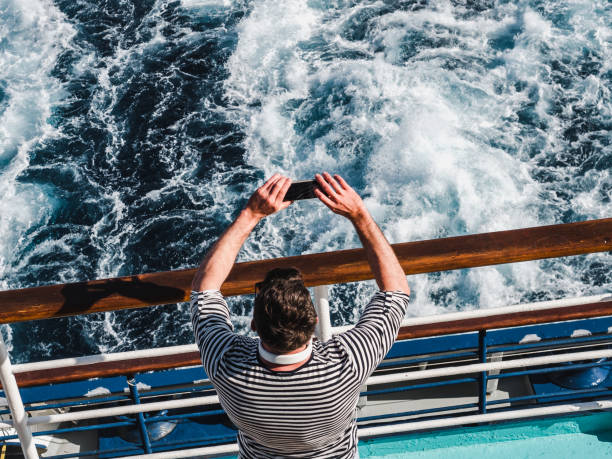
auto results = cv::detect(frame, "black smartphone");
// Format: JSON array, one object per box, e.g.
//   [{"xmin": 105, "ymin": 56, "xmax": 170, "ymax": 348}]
[{"xmin": 284, "ymin": 180, "xmax": 319, "ymax": 201}]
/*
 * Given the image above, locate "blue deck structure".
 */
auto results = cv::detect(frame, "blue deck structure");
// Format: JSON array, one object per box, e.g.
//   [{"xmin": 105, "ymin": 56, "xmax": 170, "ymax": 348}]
[{"xmin": 2, "ymin": 310, "xmax": 612, "ymax": 458}]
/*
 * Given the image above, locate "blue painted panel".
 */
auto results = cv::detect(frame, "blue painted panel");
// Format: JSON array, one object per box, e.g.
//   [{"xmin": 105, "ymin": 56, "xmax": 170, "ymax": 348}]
[
  {"xmin": 386, "ymin": 317, "xmax": 612, "ymax": 360},
  {"xmin": 4, "ymin": 365, "xmax": 207, "ymax": 406},
  {"xmin": 98, "ymin": 416, "xmax": 237, "ymax": 458},
  {"xmin": 13, "ymin": 376, "xmax": 128, "ymax": 404},
  {"xmin": 486, "ymin": 317, "xmax": 612, "ymax": 346},
  {"xmin": 530, "ymin": 364, "xmax": 612, "ymax": 403},
  {"xmin": 386, "ymin": 333, "xmax": 479, "ymax": 359},
  {"xmin": 135, "ymin": 366, "xmax": 207, "ymax": 389}
]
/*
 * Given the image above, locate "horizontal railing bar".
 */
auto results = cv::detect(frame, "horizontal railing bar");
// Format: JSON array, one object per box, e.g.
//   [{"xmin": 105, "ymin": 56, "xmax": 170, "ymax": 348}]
[
  {"xmin": 144, "ymin": 385, "xmax": 215, "ymax": 399},
  {"xmin": 0, "ymin": 218, "xmax": 610, "ymax": 324},
  {"xmin": 366, "ymin": 349, "xmax": 612, "ymax": 385},
  {"xmin": 0, "ymin": 395, "xmax": 220, "ymax": 428},
  {"xmin": 17, "ymin": 294, "xmax": 605, "ymax": 373},
  {"xmin": 377, "ymin": 351, "xmax": 477, "ymax": 369},
  {"xmin": 31, "ymin": 420, "xmax": 136, "ymax": 438},
  {"xmin": 114, "ymin": 443, "xmax": 239, "ymax": 459},
  {"xmin": 9, "ymin": 343, "xmax": 202, "ymax": 389},
  {"xmin": 488, "ymin": 360, "xmax": 610, "ymax": 380},
  {"xmin": 359, "ymin": 402, "xmax": 480, "ymax": 423},
  {"xmin": 340, "ymin": 293, "xmax": 612, "ymax": 333},
  {"xmin": 47, "ymin": 435, "xmax": 239, "ymax": 459},
  {"xmin": 142, "ymin": 435, "xmax": 238, "ymax": 454},
  {"xmin": 2, "ymin": 348, "xmax": 610, "ymax": 428},
  {"xmin": 12, "ymin": 344, "xmax": 199, "ymax": 373},
  {"xmin": 358, "ymin": 399, "xmax": 612, "ymax": 438},
  {"xmin": 362, "ymin": 377, "xmax": 477, "ymax": 397},
  {"xmin": 145, "ymin": 408, "xmax": 226, "ymax": 423},
  {"xmin": 397, "ymin": 299, "xmax": 612, "ymax": 340},
  {"xmin": 486, "ymin": 388, "xmax": 612, "ymax": 406},
  {"xmin": 492, "ymin": 334, "xmax": 612, "ymax": 354},
  {"xmin": 49, "ymin": 445, "xmax": 143, "ymax": 459},
  {"xmin": 11, "ymin": 351, "xmax": 203, "ymax": 388},
  {"xmin": 0, "ymin": 395, "xmax": 131, "ymax": 415},
  {"xmin": 8, "ymin": 295, "xmax": 611, "ymax": 388}
]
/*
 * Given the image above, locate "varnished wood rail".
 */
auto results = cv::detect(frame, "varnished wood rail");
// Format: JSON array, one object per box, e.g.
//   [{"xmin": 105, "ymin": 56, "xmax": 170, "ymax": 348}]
[
  {"xmin": 0, "ymin": 218, "xmax": 610, "ymax": 324},
  {"xmin": 11, "ymin": 298, "xmax": 612, "ymax": 388}
]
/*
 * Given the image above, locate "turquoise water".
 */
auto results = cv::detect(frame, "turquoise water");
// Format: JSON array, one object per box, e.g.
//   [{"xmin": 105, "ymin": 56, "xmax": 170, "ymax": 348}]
[{"xmin": 359, "ymin": 412, "xmax": 612, "ymax": 458}]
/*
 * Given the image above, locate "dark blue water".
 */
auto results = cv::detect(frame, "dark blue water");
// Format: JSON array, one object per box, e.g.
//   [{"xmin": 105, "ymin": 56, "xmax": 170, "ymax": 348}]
[{"xmin": 0, "ymin": 0, "xmax": 610, "ymax": 363}]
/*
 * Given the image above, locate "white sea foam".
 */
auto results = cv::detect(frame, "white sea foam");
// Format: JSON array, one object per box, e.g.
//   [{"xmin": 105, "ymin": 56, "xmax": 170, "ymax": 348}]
[
  {"xmin": 226, "ymin": 0, "xmax": 612, "ymax": 319},
  {"xmin": 0, "ymin": 0, "xmax": 75, "ymax": 295},
  {"xmin": 85, "ymin": 386, "xmax": 112, "ymax": 397},
  {"xmin": 181, "ymin": 0, "xmax": 234, "ymax": 8},
  {"xmin": 2, "ymin": 0, "xmax": 610, "ymax": 360}
]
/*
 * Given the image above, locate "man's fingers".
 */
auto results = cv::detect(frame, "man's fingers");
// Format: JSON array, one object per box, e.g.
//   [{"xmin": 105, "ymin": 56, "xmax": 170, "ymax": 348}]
[
  {"xmin": 260, "ymin": 174, "xmax": 282, "ymax": 193},
  {"xmin": 270, "ymin": 176, "xmax": 291, "ymax": 202},
  {"xmin": 278, "ymin": 199, "xmax": 293, "ymax": 211},
  {"xmin": 335, "ymin": 174, "xmax": 350, "ymax": 191},
  {"xmin": 323, "ymin": 172, "xmax": 343, "ymax": 194},
  {"xmin": 279, "ymin": 177, "xmax": 292, "ymax": 201},
  {"xmin": 315, "ymin": 173, "xmax": 337, "ymax": 198},
  {"xmin": 314, "ymin": 187, "xmax": 336, "ymax": 209}
]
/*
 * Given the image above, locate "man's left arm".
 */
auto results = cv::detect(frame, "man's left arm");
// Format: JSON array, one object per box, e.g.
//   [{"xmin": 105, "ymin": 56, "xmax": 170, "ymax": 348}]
[
  {"xmin": 190, "ymin": 175, "xmax": 292, "ymax": 377},
  {"xmin": 191, "ymin": 174, "xmax": 292, "ymax": 291}
]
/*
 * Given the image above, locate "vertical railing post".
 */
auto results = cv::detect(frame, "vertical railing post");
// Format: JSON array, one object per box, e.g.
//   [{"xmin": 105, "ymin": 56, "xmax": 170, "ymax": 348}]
[
  {"xmin": 478, "ymin": 330, "xmax": 487, "ymax": 414},
  {"xmin": 128, "ymin": 378, "xmax": 152, "ymax": 454},
  {"xmin": 313, "ymin": 285, "xmax": 332, "ymax": 342},
  {"xmin": 0, "ymin": 333, "xmax": 39, "ymax": 459}
]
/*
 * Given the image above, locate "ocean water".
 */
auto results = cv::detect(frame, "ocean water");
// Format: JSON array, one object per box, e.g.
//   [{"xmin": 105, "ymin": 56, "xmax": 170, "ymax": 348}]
[{"xmin": 0, "ymin": 0, "xmax": 610, "ymax": 363}]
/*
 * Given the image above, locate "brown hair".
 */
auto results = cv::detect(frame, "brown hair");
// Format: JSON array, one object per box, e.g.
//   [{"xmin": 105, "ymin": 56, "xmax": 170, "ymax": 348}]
[{"xmin": 253, "ymin": 268, "xmax": 317, "ymax": 353}]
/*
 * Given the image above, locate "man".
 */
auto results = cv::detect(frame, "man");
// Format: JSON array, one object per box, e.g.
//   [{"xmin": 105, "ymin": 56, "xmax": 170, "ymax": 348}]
[{"xmin": 191, "ymin": 172, "xmax": 410, "ymax": 458}]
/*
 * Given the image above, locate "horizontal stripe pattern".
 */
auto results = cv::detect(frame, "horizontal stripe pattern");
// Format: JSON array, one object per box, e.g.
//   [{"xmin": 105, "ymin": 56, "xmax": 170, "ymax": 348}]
[{"xmin": 191, "ymin": 289, "xmax": 409, "ymax": 458}]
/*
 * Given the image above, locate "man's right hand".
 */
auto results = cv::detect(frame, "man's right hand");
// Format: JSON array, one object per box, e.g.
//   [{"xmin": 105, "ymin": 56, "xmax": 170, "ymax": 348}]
[
  {"xmin": 314, "ymin": 172, "xmax": 409, "ymax": 295},
  {"xmin": 314, "ymin": 173, "xmax": 368, "ymax": 223},
  {"xmin": 244, "ymin": 174, "xmax": 293, "ymax": 221}
]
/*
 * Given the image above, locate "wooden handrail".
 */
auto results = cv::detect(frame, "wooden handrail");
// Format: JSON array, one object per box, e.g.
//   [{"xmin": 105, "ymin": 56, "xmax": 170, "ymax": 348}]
[
  {"xmin": 13, "ymin": 351, "xmax": 203, "ymax": 388},
  {"xmin": 0, "ymin": 218, "xmax": 610, "ymax": 324},
  {"xmin": 10, "ymin": 298, "xmax": 612, "ymax": 388}
]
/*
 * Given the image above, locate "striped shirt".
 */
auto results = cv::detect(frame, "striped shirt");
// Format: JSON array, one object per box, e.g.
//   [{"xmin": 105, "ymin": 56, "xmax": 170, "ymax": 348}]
[{"xmin": 190, "ymin": 289, "xmax": 409, "ymax": 458}]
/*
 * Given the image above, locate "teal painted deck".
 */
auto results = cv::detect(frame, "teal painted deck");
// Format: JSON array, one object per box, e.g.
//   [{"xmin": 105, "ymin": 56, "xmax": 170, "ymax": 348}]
[
  {"xmin": 219, "ymin": 411, "xmax": 612, "ymax": 458},
  {"xmin": 359, "ymin": 412, "xmax": 612, "ymax": 458}
]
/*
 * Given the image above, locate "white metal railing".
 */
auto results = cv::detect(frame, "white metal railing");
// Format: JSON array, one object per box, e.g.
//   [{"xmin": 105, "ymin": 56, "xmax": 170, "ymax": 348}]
[
  {"xmin": 113, "ymin": 399, "xmax": 612, "ymax": 459},
  {"xmin": 334, "ymin": 293, "xmax": 612, "ymax": 334},
  {"xmin": 2, "ymin": 291, "xmax": 612, "ymax": 459},
  {"xmin": 1, "ymin": 346, "xmax": 611, "ymax": 430},
  {"xmin": 0, "ymin": 333, "xmax": 38, "ymax": 458},
  {"xmin": 12, "ymin": 344, "xmax": 199, "ymax": 374},
  {"xmin": 115, "ymin": 443, "xmax": 239, "ymax": 459},
  {"xmin": 11, "ymin": 293, "xmax": 612, "ymax": 375},
  {"xmin": 314, "ymin": 285, "xmax": 333, "ymax": 342},
  {"xmin": 358, "ymin": 399, "xmax": 612, "ymax": 437}
]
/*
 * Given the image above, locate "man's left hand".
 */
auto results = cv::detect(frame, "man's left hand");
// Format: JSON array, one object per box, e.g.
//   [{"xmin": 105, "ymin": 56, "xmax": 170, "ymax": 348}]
[{"xmin": 244, "ymin": 174, "xmax": 293, "ymax": 220}]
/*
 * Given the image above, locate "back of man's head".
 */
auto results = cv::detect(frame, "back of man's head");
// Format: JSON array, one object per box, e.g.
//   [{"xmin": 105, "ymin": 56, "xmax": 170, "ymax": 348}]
[{"xmin": 254, "ymin": 268, "xmax": 317, "ymax": 353}]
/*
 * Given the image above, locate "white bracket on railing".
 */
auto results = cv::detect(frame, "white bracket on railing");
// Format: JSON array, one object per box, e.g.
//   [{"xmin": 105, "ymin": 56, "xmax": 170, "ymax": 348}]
[
  {"xmin": 0, "ymin": 333, "xmax": 39, "ymax": 459},
  {"xmin": 314, "ymin": 285, "xmax": 332, "ymax": 342},
  {"xmin": 486, "ymin": 352, "xmax": 503, "ymax": 394}
]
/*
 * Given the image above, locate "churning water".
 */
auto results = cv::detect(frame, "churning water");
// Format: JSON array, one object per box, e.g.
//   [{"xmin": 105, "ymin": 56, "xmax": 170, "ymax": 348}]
[{"xmin": 0, "ymin": 0, "xmax": 610, "ymax": 362}]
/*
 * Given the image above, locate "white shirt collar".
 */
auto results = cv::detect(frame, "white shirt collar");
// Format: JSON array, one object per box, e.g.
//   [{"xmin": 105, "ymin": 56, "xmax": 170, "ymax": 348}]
[{"xmin": 258, "ymin": 339, "xmax": 312, "ymax": 365}]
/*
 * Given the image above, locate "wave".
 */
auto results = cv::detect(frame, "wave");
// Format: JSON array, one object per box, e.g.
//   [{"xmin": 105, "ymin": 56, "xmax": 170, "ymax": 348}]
[
  {"xmin": 225, "ymin": 0, "xmax": 611, "ymax": 317},
  {"xmin": 0, "ymin": 0, "xmax": 610, "ymax": 362}
]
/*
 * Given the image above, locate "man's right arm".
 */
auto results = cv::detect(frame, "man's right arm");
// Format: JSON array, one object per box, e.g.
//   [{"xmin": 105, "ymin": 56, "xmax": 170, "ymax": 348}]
[
  {"xmin": 315, "ymin": 173, "xmax": 410, "ymax": 382},
  {"xmin": 314, "ymin": 172, "xmax": 409, "ymax": 295}
]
